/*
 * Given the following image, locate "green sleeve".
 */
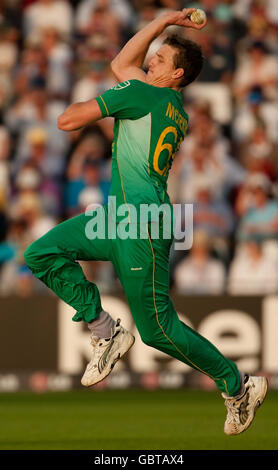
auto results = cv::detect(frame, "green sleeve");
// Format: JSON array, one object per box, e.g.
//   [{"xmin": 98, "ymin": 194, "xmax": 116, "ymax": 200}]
[{"xmin": 95, "ymin": 80, "xmax": 154, "ymax": 120}]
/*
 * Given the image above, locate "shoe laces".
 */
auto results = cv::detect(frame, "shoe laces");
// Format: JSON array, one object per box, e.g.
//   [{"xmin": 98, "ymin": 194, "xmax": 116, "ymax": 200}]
[
  {"xmin": 224, "ymin": 387, "xmax": 250, "ymax": 425},
  {"xmin": 225, "ymin": 398, "xmax": 241, "ymax": 424}
]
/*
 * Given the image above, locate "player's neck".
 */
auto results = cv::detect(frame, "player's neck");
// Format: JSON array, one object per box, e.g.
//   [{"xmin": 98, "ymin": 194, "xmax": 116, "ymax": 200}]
[{"xmin": 146, "ymin": 76, "xmax": 181, "ymax": 92}]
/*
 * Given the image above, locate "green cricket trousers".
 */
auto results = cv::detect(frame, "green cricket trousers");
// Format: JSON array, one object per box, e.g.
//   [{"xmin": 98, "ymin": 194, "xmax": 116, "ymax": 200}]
[{"xmin": 24, "ymin": 204, "xmax": 241, "ymax": 396}]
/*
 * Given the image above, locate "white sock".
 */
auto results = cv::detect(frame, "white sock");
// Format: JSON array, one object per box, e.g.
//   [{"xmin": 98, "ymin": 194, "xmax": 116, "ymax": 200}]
[
  {"xmin": 87, "ymin": 310, "xmax": 116, "ymax": 339},
  {"xmin": 234, "ymin": 372, "xmax": 248, "ymax": 398}
]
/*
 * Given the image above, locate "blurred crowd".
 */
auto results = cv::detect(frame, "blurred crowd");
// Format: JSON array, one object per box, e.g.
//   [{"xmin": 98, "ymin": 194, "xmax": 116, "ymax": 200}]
[{"xmin": 0, "ymin": 0, "xmax": 278, "ymax": 296}]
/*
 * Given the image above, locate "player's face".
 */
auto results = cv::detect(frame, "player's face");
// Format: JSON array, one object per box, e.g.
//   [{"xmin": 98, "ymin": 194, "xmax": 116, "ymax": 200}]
[{"xmin": 147, "ymin": 44, "xmax": 181, "ymax": 87}]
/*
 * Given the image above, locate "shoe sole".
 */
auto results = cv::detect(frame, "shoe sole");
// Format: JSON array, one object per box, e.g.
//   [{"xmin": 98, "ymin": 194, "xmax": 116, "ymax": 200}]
[
  {"xmin": 226, "ymin": 376, "xmax": 268, "ymax": 436},
  {"xmin": 82, "ymin": 333, "xmax": 135, "ymax": 388}
]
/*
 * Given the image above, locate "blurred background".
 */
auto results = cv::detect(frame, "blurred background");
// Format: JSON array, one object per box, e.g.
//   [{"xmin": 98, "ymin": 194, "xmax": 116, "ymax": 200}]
[{"xmin": 0, "ymin": 0, "xmax": 278, "ymax": 393}]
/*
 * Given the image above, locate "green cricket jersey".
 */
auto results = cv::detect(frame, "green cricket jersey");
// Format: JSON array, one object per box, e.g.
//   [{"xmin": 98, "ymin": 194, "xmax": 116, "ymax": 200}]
[
  {"xmin": 96, "ymin": 79, "xmax": 188, "ymax": 219},
  {"xmin": 25, "ymin": 80, "xmax": 241, "ymax": 397}
]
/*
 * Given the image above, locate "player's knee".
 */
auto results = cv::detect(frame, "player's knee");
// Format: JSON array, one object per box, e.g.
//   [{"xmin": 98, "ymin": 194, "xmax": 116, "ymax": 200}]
[
  {"xmin": 139, "ymin": 331, "xmax": 160, "ymax": 348},
  {"xmin": 140, "ymin": 333, "xmax": 153, "ymax": 347},
  {"xmin": 24, "ymin": 241, "xmax": 41, "ymax": 270}
]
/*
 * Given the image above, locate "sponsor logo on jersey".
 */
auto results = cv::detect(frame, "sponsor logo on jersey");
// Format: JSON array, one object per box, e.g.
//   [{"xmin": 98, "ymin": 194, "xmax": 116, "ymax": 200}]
[{"xmin": 113, "ymin": 81, "xmax": 131, "ymax": 90}]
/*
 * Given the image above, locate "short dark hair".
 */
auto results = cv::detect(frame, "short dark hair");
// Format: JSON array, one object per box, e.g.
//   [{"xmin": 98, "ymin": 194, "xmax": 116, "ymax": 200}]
[{"xmin": 163, "ymin": 34, "xmax": 203, "ymax": 87}]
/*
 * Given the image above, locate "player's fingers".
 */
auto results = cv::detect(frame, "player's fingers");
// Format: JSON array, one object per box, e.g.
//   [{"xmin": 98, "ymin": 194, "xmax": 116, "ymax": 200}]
[
  {"xmin": 183, "ymin": 8, "xmax": 197, "ymax": 16},
  {"xmin": 191, "ymin": 17, "xmax": 208, "ymax": 29},
  {"xmin": 181, "ymin": 8, "xmax": 196, "ymax": 19}
]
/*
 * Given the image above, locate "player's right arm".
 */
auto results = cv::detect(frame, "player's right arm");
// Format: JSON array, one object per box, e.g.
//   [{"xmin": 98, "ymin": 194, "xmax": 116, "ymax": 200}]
[
  {"xmin": 57, "ymin": 78, "xmax": 157, "ymax": 132},
  {"xmin": 111, "ymin": 8, "xmax": 207, "ymax": 82},
  {"xmin": 57, "ymin": 99, "xmax": 102, "ymax": 131},
  {"xmin": 57, "ymin": 80, "xmax": 150, "ymax": 132}
]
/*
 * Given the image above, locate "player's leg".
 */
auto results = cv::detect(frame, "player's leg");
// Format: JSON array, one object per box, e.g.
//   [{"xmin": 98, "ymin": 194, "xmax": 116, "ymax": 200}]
[
  {"xmin": 24, "ymin": 206, "xmax": 111, "ymax": 322},
  {"xmin": 24, "ymin": 205, "xmax": 135, "ymax": 386},
  {"xmin": 113, "ymin": 227, "xmax": 240, "ymax": 396},
  {"xmin": 113, "ymin": 226, "xmax": 268, "ymax": 434}
]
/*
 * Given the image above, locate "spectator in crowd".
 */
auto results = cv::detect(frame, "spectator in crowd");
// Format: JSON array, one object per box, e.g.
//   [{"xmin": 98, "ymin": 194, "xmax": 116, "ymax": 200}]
[
  {"xmin": 0, "ymin": 218, "xmax": 34, "ymax": 296},
  {"xmin": 72, "ymin": 34, "xmax": 115, "ymax": 103},
  {"xmin": 12, "ymin": 40, "xmax": 48, "ymax": 99},
  {"xmin": 236, "ymin": 173, "xmax": 278, "ymax": 242},
  {"xmin": 194, "ymin": 175, "xmax": 234, "ymax": 236},
  {"xmin": 233, "ymin": 41, "xmax": 278, "ymax": 103},
  {"xmin": 0, "ymin": 25, "xmax": 18, "ymax": 109},
  {"xmin": 0, "ymin": 0, "xmax": 277, "ymax": 295},
  {"xmin": 7, "ymin": 84, "xmax": 68, "ymax": 186},
  {"xmin": 14, "ymin": 160, "xmax": 61, "ymax": 217},
  {"xmin": 237, "ymin": 125, "xmax": 278, "ymax": 181},
  {"xmin": 75, "ymin": 0, "xmax": 134, "ymax": 34},
  {"xmin": 177, "ymin": 144, "xmax": 226, "ymax": 203},
  {"xmin": 174, "ymin": 230, "xmax": 226, "ymax": 295},
  {"xmin": 76, "ymin": 0, "xmax": 124, "ymax": 46},
  {"xmin": 10, "ymin": 126, "xmax": 64, "ymax": 217},
  {"xmin": 23, "ymin": 0, "xmax": 73, "ymax": 40},
  {"xmin": 227, "ymin": 239, "xmax": 278, "ymax": 295},
  {"xmin": 175, "ymin": 136, "xmax": 245, "ymax": 204},
  {"xmin": 10, "ymin": 190, "xmax": 57, "ymax": 242},
  {"xmin": 0, "ymin": 122, "xmax": 10, "ymax": 200},
  {"xmin": 0, "ymin": 191, "xmax": 56, "ymax": 295},
  {"xmin": 232, "ymin": 85, "xmax": 278, "ymax": 144},
  {"xmin": 41, "ymin": 27, "xmax": 73, "ymax": 98},
  {"xmin": 77, "ymin": 158, "xmax": 110, "ymax": 211},
  {"xmin": 168, "ymin": 100, "xmax": 246, "ymax": 204},
  {"xmin": 0, "ymin": 187, "xmax": 8, "ymax": 244},
  {"xmin": 65, "ymin": 133, "xmax": 110, "ymax": 215}
]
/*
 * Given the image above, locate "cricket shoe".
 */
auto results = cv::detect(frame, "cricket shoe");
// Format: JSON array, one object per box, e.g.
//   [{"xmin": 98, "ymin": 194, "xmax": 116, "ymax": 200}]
[
  {"xmin": 222, "ymin": 375, "xmax": 268, "ymax": 435},
  {"xmin": 81, "ymin": 318, "xmax": 135, "ymax": 387}
]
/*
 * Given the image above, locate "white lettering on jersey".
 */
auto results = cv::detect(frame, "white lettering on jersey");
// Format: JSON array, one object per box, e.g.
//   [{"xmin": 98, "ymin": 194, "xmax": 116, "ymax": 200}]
[{"xmin": 113, "ymin": 81, "xmax": 131, "ymax": 90}]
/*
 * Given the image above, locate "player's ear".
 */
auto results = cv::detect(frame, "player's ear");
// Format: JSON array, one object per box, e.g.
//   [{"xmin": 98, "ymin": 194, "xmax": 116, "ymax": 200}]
[{"xmin": 172, "ymin": 67, "xmax": 184, "ymax": 81}]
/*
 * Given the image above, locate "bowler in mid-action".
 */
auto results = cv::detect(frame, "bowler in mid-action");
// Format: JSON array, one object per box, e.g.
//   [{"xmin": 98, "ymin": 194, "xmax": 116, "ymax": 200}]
[{"xmin": 24, "ymin": 8, "xmax": 268, "ymax": 435}]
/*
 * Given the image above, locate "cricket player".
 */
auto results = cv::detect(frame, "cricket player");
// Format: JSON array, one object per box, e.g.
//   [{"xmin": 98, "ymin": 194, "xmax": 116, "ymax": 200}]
[{"xmin": 24, "ymin": 8, "xmax": 268, "ymax": 435}]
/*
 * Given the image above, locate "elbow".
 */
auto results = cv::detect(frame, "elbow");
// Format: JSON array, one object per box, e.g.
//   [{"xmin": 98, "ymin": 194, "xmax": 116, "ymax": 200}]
[
  {"xmin": 57, "ymin": 114, "xmax": 67, "ymax": 131},
  {"xmin": 110, "ymin": 60, "xmax": 123, "ymax": 82},
  {"xmin": 111, "ymin": 58, "xmax": 120, "ymax": 75},
  {"xmin": 57, "ymin": 114, "xmax": 73, "ymax": 132}
]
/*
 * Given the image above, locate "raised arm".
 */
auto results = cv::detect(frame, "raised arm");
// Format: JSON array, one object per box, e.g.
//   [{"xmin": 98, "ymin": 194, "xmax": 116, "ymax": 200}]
[
  {"xmin": 57, "ymin": 8, "xmax": 207, "ymax": 132},
  {"xmin": 111, "ymin": 8, "xmax": 207, "ymax": 82}
]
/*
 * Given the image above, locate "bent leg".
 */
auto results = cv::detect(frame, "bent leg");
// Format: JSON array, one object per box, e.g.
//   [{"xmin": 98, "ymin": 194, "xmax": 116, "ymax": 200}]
[
  {"xmin": 113, "ymin": 230, "xmax": 241, "ymax": 396},
  {"xmin": 24, "ymin": 206, "xmax": 111, "ymax": 323}
]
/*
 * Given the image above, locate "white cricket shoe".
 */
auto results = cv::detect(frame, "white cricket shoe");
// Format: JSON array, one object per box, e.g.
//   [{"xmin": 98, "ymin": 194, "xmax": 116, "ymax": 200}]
[
  {"xmin": 222, "ymin": 375, "xmax": 268, "ymax": 435},
  {"xmin": 81, "ymin": 318, "xmax": 135, "ymax": 387}
]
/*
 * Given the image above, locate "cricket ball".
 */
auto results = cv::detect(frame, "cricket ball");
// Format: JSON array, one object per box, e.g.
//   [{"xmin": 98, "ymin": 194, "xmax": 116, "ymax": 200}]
[{"xmin": 190, "ymin": 9, "xmax": 207, "ymax": 25}]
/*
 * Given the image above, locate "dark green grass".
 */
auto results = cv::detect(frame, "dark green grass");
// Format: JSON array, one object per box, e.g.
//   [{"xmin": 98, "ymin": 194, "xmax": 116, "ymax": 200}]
[{"xmin": 0, "ymin": 389, "xmax": 277, "ymax": 450}]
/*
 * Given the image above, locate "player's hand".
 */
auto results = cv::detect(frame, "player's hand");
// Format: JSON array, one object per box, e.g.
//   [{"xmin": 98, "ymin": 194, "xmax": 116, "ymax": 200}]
[{"xmin": 164, "ymin": 8, "xmax": 207, "ymax": 30}]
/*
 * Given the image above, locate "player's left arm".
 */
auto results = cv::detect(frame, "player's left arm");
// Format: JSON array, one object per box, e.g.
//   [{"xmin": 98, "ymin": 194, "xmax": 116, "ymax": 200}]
[{"xmin": 57, "ymin": 99, "xmax": 102, "ymax": 132}]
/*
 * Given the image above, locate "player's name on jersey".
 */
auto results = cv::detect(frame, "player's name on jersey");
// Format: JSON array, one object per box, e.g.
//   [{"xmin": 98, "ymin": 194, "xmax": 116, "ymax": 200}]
[{"xmin": 165, "ymin": 102, "xmax": 188, "ymax": 134}]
